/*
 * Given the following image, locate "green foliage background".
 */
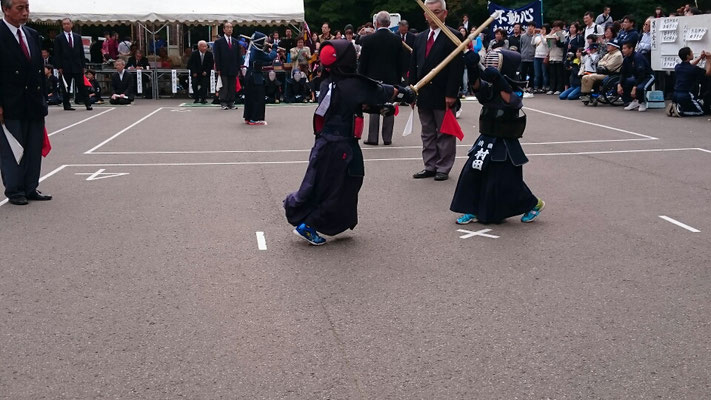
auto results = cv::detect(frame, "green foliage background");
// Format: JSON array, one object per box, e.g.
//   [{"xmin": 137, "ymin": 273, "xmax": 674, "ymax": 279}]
[{"xmin": 304, "ymin": 0, "xmax": 711, "ymax": 32}]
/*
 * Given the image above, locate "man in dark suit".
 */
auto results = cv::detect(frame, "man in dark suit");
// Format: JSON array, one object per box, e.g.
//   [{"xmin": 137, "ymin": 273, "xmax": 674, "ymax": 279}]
[
  {"xmin": 397, "ymin": 20, "xmax": 416, "ymax": 81},
  {"xmin": 109, "ymin": 59, "xmax": 134, "ymax": 105},
  {"xmin": 213, "ymin": 22, "xmax": 242, "ymax": 110},
  {"xmin": 187, "ymin": 40, "xmax": 213, "ymax": 104},
  {"xmin": 0, "ymin": 0, "xmax": 52, "ymax": 205},
  {"xmin": 358, "ymin": 11, "xmax": 403, "ymax": 146},
  {"xmin": 53, "ymin": 18, "xmax": 92, "ymax": 111},
  {"xmin": 408, "ymin": 0, "xmax": 463, "ymax": 181}
]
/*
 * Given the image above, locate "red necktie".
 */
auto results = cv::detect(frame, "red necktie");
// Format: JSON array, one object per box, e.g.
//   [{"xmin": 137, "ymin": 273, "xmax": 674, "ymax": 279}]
[
  {"xmin": 425, "ymin": 30, "xmax": 435, "ymax": 58},
  {"xmin": 17, "ymin": 29, "xmax": 30, "ymax": 60},
  {"xmin": 227, "ymin": 38, "xmax": 232, "ymax": 49},
  {"xmin": 68, "ymin": 33, "xmax": 73, "ymax": 48}
]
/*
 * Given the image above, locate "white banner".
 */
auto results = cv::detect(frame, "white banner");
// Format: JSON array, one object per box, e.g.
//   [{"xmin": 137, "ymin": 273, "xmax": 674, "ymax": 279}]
[
  {"xmin": 188, "ymin": 75, "xmax": 193, "ymax": 94},
  {"xmin": 171, "ymin": 69, "xmax": 178, "ymax": 93},
  {"xmin": 210, "ymin": 70, "xmax": 216, "ymax": 93},
  {"xmin": 136, "ymin": 71, "xmax": 143, "ymax": 94}
]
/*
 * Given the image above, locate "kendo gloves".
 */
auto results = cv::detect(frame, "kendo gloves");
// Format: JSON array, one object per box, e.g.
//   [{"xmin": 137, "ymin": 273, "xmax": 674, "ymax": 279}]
[
  {"xmin": 481, "ymin": 67, "xmax": 513, "ymax": 93},
  {"xmin": 395, "ymin": 85, "xmax": 417, "ymax": 105}
]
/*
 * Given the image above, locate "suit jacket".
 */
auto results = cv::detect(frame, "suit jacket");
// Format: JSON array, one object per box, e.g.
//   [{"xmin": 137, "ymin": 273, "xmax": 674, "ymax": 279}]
[
  {"xmin": 408, "ymin": 27, "xmax": 464, "ymax": 110},
  {"xmin": 53, "ymin": 31, "xmax": 85, "ymax": 74},
  {"xmin": 187, "ymin": 50, "xmax": 214, "ymax": 76},
  {"xmin": 213, "ymin": 36, "xmax": 242, "ymax": 77},
  {"xmin": 111, "ymin": 71, "xmax": 134, "ymax": 99},
  {"xmin": 0, "ymin": 23, "xmax": 47, "ymax": 120},
  {"xmin": 358, "ymin": 28, "xmax": 403, "ymax": 85}
]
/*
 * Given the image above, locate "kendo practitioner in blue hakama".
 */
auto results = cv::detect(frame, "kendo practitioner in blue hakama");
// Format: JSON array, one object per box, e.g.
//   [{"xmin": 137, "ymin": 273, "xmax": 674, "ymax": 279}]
[
  {"xmin": 284, "ymin": 40, "xmax": 416, "ymax": 245},
  {"xmin": 243, "ymin": 32, "xmax": 277, "ymax": 125},
  {"xmin": 450, "ymin": 49, "xmax": 545, "ymax": 224}
]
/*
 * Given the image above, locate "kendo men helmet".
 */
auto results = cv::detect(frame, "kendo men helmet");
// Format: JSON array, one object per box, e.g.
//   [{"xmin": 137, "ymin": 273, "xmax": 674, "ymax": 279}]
[{"xmin": 319, "ymin": 40, "xmax": 357, "ymax": 74}]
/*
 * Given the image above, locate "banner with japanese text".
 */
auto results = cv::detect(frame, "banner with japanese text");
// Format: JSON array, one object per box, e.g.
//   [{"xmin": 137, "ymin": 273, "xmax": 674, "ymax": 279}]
[{"xmin": 487, "ymin": 1, "xmax": 543, "ymax": 34}]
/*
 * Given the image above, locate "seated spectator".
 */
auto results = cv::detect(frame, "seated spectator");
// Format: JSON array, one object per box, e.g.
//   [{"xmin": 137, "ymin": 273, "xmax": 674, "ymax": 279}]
[
  {"xmin": 309, "ymin": 67, "xmax": 324, "ymax": 102},
  {"xmin": 616, "ymin": 15, "xmax": 639, "ymax": 46},
  {"xmin": 636, "ymin": 17, "xmax": 652, "ymax": 59},
  {"xmin": 579, "ymin": 39, "xmax": 623, "ymax": 102},
  {"xmin": 560, "ymin": 49, "xmax": 582, "ymax": 100},
  {"xmin": 290, "ymin": 38, "xmax": 311, "ymax": 75},
  {"xmin": 118, "ymin": 37, "xmax": 132, "ymax": 58},
  {"xmin": 487, "ymin": 28, "xmax": 509, "ymax": 51},
  {"xmin": 618, "ymin": 41, "xmax": 654, "ymax": 111},
  {"xmin": 85, "ymin": 70, "xmax": 103, "ymax": 104},
  {"xmin": 127, "ymin": 49, "xmax": 150, "ymax": 70},
  {"xmin": 668, "ymin": 48, "xmax": 711, "ymax": 117},
  {"xmin": 45, "ymin": 65, "xmax": 62, "ymax": 105},
  {"xmin": 285, "ymin": 68, "xmax": 310, "ymax": 103},
  {"xmin": 110, "ymin": 59, "xmax": 134, "ymax": 105},
  {"xmin": 581, "ymin": 43, "xmax": 601, "ymax": 74},
  {"xmin": 41, "ymin": 48, "xmax": 53, "ymax": 66},
  {"xmin": 158, "ymin": 47, "xmax": 173, "ymax": 68},
  {"xmin": 265, "ymin": 70, "xmax": 282, "ymax": 103}
]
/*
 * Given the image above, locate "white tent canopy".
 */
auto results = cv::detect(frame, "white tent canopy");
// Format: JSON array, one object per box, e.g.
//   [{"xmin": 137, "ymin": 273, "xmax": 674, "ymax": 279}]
[{"xmin": 27, "ymin": 0, "xmax": 305, "ymax": 25}]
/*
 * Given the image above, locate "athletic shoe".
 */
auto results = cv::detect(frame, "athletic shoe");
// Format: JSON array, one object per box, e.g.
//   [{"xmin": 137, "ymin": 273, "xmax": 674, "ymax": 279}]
[
  {"xmin": 637, "ymin": 102, "xmax": 647, "ymax": 112},
  {"xmin": 521, "ymin": 199, "xmax": 545, "ymax": 223},
  {"xmin": 553, "ymin": 91, "xmax": 561, "ymax": 95},
  {"xmin": 247, "ymin": 120, "xmax": 268, "ymax": 125},
  {"xmin": 293, "ymin": 223, "xmax": 326, "ymax": 245},
  {"xmin": 456, "ymin": 214, "xmax": 478, "ymax": 224},
  {"xmin": 546, "ymin": 90, "xmax": 554, "ymax": 95},
  {"xmin": 455, "ymin": 109, "xmax": 462, "ymax": 118},
  {"xmin": 221, "ymin": 105, "xmax": 229, "ymax": 110},
  {"xmin": 624, "ymin": 100, "xmax": 640, "ymax": 110}
]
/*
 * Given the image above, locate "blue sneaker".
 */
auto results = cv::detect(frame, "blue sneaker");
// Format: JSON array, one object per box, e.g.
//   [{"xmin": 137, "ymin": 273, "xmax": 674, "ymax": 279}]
[
  {"xmin": 456, "ymin": 214, "xmax": 477, "ymax": 224},
  {"xmin": 293, "ymin": 223, "xmax": 327, "ymax": 245},
  {"xmin": 521, "ymin": 199, "xmax": 545, "ymax": 223}
]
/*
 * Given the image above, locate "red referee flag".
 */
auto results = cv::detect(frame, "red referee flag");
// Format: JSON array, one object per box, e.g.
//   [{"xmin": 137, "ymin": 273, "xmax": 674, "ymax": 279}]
[
  {"xmin": 440, "ymin": 108, "xmax": 463, "ymax": 141},
  {"xmin": 83, "ymin": 75, "xmax": 92, "ymax": 87},
  {"xmin": 42, "ymin": 127, "xmax": 51, "ymax": 157},
  {"xmin": 235, "ymin": 78, "xmax": 241, "ymax": 93}
]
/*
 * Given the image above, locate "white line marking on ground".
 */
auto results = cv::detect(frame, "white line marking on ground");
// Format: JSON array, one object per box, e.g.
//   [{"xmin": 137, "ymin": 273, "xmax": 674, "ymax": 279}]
[
  {"xmin": 74, "ymin": 169, "xmax": 130, "ymax": 181},
  {"xmin": 694, "ymin": 148, "xmax": 711, "ymax": 154},
  {"xmin": 256, "ymin": 231, "xmax": 267, "ymax": 250},
  {"xmin": 0, "ymin": 165, "xmax": 67, "ymax": 207},
  {"xmin": 84, "ymin": 107, "xmax": 163, "ymax": 154},
  {"xmin": 457, "ymin": 229, "xmax": 500, "ymax": 239},
  {"xmin": 48, "ymin": 108, "xmax": 115, "ymax": 137},
  {"xmin": 523, "ymin": 106, "xmax": 659, "ymax": 140},
  {"xmin": 659, "ymin": 216, "xmax": 700, "ymax": 233},
  {"xmin": 88, "ymin": 138, "xmax": 654, "ymax": 156},
  {"xmin": 63, "ymin": 148, "xmax": 711, "ymax": 167}
]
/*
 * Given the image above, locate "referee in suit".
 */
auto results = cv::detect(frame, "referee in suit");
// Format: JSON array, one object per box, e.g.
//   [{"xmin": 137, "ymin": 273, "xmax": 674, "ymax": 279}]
[
  {"xmin": 213, "ymin": 22, "xmax": 242, "ymax": 110},
  {"xmin": 54, "ymin": 18, "xmax": 91, "ymax": 111},
  {"xmin": 187, "ymin": 40, "xmax": 214, "ymax": 104},
  {"xmin": 408, "ymin": 0, "xmax": 463, "ymax": 181},
  {"xmin": 358, "ymin": 11, "xmax": 403, "ymax": 146},
  {"xmin": 0, "ymin": 0, "xmax": 52, "ymax": 205}
]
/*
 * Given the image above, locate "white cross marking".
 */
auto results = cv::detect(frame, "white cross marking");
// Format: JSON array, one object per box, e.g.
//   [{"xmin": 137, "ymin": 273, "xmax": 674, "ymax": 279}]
[
  {"xmin": 75, "ymin": 169, "xmax": 130, "ymax": 181},
  {"xmin": 457, "ymin": 229, "xmax": 500, "ymax": 239}
]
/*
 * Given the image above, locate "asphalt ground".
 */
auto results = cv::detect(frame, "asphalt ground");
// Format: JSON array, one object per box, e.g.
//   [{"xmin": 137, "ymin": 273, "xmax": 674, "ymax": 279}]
[{"xmin": 1, "ymin": 95, "xmax": 710, "ymax": 399}]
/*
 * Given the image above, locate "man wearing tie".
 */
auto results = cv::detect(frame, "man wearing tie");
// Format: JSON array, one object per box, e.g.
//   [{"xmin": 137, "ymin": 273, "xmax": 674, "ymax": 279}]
[
  {"xmin": 54, "ymin": 18, "xmax": 92, "ymax": 111},
  {"xmin": 408, "ymin": 0, "xmax": 464, "ymax": 181},
  {"xmin": 0, "ymin": 0, "xmax": 52, "ymax": 205},
  {"xmin": 359, "ymin": 11, "xmax": 403, "ymax": 145},
  {"xmin": 213, "ymin": 22, "xmax": 242, "ymax": 110},
  {"xmin": 187, "ymin": 40, "xmax": 214, "ymax": 104},
  {"xmin": 398, "ymin": 20, "xmax": 416, "ymax": 81}
]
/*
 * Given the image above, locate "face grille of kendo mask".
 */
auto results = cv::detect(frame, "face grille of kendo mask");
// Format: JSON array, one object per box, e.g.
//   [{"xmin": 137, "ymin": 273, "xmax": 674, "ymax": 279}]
[{"xmin": 483, "ymin": 50, "xmax": 503, "ymax": 70}]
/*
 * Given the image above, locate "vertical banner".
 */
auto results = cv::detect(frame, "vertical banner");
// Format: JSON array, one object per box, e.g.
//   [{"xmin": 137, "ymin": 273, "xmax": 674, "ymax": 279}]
[
  {"xmin": 136, "ymin": 71, "xmax": 143, "ymax": 94},
  {"xmin": 188, "ymin": 75, "xmax": 193, "ymax": 94},
  {"xmin": 210, "ymin": 70, "xmax": 216, "ymax": 94},
  {"xmin": 488, "ymin": 1, "xmax": 543, "ymax": 34},
  {"xmin": 171, "ymin": 69, "xmax": 178, "ymax": 93}
]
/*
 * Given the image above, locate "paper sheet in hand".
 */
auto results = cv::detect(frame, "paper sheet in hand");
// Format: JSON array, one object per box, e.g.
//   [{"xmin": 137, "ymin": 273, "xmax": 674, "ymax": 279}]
[
  {"xmin": 2, "ymin": 123, "xmax": 24, "ymax": 164},
  {"xmin": 402, "ymin": 107, "xmax": 414, "ymax": 136},
  {"xmin": 216, "ymin": 76, "xmax": 223, "ymax": 91}
]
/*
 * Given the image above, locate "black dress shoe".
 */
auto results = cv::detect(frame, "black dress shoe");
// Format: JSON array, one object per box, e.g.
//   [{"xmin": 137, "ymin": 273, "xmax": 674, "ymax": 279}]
[
  {"xmin": 64, "ymin": 107, "xmax": 76, "ymax": 111},
  {"xmin": 27, "ymin": 191, "xmax": 52, "ymax": 201},
  {"xmin": 413, "ymin": 169, "xmax": 436, "ymax": 179},
  {"xmin": 363, "ymin": 141, "xmax": 378, "ymax": 145},
  {"xmin": 9, "ymin": 196, "xmax": 28, "ymax": 205},
  {"xmin": 86, "ymin": 106, "xmax": 93, "ymax": 111},
  {"xmin": 193, "ymin": 99, "xmax": 200, "ymax": 103},
  {"xmin": 200, "ymin": 100, "xmax": 207, "ymax": 104},
  {"xmin": 383, "ymin": 141, "xmax": 392, "ymax": 145},
  {"xmin": 434, "ymin": 172, "xmax": 449, "ymax": 181}
]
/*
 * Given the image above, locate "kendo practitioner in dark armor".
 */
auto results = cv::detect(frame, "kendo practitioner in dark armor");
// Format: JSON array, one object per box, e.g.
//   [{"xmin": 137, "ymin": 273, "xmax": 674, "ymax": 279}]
[
  {"xmin": 264, "ymin": 70, "xmax": 282, "ymax": 103},
  {"xmin": 284, "ymin": 40, "xmax": 417, "ymax": 245},
  {"xmin": 243, "ymin": 32, "xmax": 277, "ymax": 125},
  {"xmin": 450, "ymin": 49, "xmax": 545, "ymax": 225}
]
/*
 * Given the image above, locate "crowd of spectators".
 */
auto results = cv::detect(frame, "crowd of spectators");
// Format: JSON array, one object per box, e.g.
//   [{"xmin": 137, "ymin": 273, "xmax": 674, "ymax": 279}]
[{"xmin": 38, "ymin": 3, "xmax": 711, "ymax": 116}]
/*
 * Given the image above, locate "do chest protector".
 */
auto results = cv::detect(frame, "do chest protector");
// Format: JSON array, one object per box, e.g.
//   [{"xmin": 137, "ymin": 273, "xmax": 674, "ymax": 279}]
[{"xmin": 478, "ymin": 106, "xmax": 527, "ymax": 139}]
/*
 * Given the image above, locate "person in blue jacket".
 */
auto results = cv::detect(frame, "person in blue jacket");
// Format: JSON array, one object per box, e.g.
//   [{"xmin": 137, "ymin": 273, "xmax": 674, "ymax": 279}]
[
  {"xmin": 618, "ymin": 41, "xmax": 654, "ymax": 111},
  {"xmin": 668, "ymin": 47, "xmax": 711, "ymax": 117}
]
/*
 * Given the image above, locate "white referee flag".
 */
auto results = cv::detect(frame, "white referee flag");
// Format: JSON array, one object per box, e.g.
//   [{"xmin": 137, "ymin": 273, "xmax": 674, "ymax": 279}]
[
  {"xmin": 215, "ymin": 76, "xmax": 223, "ymax": 91},
  {"xmin": 2, "ymin": 123, "xmax": 23, "ymax": 164},
  {"xmin": 402, "ymin": 106, "xmax": 415, "ymax": 136}
]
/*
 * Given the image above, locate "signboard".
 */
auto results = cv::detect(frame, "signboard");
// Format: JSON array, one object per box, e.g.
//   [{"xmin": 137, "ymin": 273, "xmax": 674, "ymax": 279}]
[
  {"xmin": 651, "ymin": 14, "xmax": 711, "ymax": 70},
  {"xmin": 487, "ymin": 1, "xmax": 543, "ymax": 35}
]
